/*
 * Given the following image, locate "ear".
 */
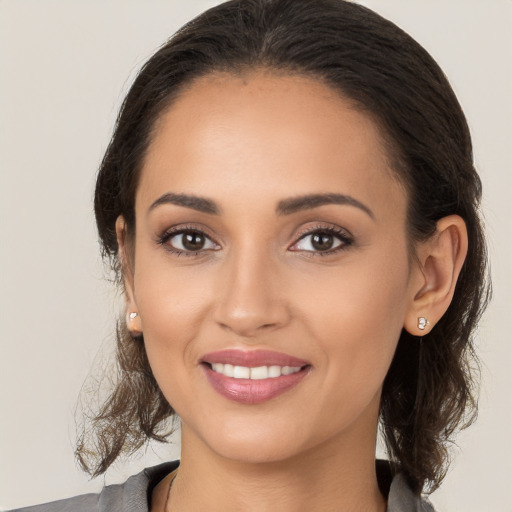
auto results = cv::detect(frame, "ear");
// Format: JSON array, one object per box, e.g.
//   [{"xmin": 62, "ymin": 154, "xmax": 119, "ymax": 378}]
[
  {"xmin": 115, "ymin": 215, "xmax": 142, "ymax": 336},
  {"xmin": 404, "ymin": 215, "xmax": 468, "ymax": 336}
]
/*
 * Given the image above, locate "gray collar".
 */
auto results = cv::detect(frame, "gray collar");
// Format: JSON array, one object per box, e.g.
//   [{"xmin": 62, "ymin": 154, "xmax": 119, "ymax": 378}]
[
  {"xmin": 386, "ymin": 472, "xmax": 436, "ymax": 512},
  {"xmin": 12, "ymin": 460, "xmax": 435, "ymax": 511},
  {"xmin": 120, "ymin": 461, "xmax": 437, "ymax": 512}
]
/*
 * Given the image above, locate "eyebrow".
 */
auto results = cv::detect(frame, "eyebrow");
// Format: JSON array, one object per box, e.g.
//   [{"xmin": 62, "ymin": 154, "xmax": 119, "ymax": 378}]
[
  {"xmin": 149, "ymin": 192, "xmax": 220, "ymax": 214},
  {"xmin": 149, "ymin": 192, "xmax": 374, "ymax": 219},
  {"xmin": 277, "ymin": 193, "xmax": 374, "ymax": 219}
]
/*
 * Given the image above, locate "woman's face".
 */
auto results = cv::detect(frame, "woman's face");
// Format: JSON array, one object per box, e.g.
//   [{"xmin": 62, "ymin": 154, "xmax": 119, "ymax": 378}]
[{"xmin": 125, "ymin": 71, "xmax": 421, "ymax": 464}]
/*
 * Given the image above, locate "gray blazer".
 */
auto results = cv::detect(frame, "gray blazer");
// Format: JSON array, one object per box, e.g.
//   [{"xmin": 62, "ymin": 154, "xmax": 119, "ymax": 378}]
[{"xmin": 8, "ymin": 460, "xmax": 436, "ymax": 512}]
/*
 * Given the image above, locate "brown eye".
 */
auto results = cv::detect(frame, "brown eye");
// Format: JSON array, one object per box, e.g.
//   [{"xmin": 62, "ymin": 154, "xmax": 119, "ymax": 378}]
[
  {"xmin": 311, "ymin": 232, "xmax": 336, "ymax": 251},
  {"xmin": 181, "ymin": 232, "xmax": 206, "ymax": 251},
  {"xmin": 291, "ymin": 226, "xmax": 353, "ymax": 255},
  {"xmin": 166, "ymin": 230, "xmax": 218, "ymax": 253}
]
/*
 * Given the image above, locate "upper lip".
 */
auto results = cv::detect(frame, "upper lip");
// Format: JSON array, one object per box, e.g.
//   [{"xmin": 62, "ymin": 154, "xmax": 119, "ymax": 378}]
[{"xmin": 201, "ymin": 349, "xmax": 310, "ymax": 368}]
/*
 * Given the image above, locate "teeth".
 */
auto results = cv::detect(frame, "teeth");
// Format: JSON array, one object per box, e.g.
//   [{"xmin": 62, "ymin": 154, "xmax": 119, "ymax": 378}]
[
  {"xmin": 212, "ymin": 363, "xmax": 221, "ymax": 374},
  {"xmin": 210, "ymin": 363, "xmax": 302, "ymax": 379},
  {"xmin": 250, "ymin": 366, "xmax": 268, "ymax": 379},
  {"xmin": 233, "ymin": 365, "xmax": 250, "ymax": 379},
  {"xmin": 268, "ymin": 365, "xmax": 281, "ymax": 377}
]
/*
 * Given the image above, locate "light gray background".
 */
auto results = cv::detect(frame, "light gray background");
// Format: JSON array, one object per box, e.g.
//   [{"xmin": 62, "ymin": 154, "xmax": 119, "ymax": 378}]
[{"xmin": 1, "ymin": 1, "xmax": 511, "ymax": 510}]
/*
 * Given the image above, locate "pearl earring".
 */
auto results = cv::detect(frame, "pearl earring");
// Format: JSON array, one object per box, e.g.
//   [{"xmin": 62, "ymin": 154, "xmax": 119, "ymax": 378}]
[
  {"xmin": 126, "ymin": 311, "xmax": 142, "ymax": 338},
  {"xmin": 417, "ymin": 317, "xmax": 430, "ymax": 331}
]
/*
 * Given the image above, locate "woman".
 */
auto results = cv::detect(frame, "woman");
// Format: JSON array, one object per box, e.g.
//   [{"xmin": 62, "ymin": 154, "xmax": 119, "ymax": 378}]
[{"xmin": 8, "ymin": 0, "xmax": 490, "ymax": 510}]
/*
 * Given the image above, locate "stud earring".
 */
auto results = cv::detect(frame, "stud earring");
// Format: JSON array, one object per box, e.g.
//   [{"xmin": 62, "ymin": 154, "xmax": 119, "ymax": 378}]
[
  {"xmin": 126, "ymin": 311, "xmax": 142, "ymax": 338},
  {"xmin": 417, "ymin": 317, "xmax": 430, "ymax": 331}
]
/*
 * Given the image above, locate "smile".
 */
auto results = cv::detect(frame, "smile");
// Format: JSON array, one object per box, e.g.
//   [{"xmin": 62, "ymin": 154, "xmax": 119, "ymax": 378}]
[
  {"xmin": 210, "ymin": 363, "xmax": 302, "ymax": 379},
  {"xmin": 201, "ymin": 349, "xmax": 311, "ymax": 404}
]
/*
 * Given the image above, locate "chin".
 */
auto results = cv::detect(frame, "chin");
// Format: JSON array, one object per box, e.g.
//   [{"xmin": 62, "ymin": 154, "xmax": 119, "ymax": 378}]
[
  {"xmin": 213, "ymin": 438, "xmax": 303, "ymax": 465},
  {"xmin": 192, "ymin": 416, "xmax": 321, "ymax": 465}
]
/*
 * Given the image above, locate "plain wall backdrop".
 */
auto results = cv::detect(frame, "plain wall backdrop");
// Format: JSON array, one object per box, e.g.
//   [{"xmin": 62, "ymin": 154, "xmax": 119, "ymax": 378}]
[{"xmin": 1, "ymin": 1, "xmax": 511, "ymax": 510}]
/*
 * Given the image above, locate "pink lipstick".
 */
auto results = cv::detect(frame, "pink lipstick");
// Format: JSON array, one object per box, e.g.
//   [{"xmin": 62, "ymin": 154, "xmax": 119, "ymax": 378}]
[{"xmin": 200, "ymin": 349, "xmax": 311, "ymax": 404}]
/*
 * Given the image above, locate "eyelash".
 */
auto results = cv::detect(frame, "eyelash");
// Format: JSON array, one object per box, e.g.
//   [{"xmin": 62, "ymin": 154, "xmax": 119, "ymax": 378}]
[
  {"xmin": 294, "ymin": 224, "xmax": 354, "ymax": 257},
  {"xmin": 157, "ymin": 224, "xmax": 219, "ymax": 258},
  {"xmin": 157, "ymin": 224, "xmax": 353, "ymax": 258}
]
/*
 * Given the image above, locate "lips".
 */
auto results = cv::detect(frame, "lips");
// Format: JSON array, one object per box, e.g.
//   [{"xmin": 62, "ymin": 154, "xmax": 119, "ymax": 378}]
[
  {"xmin": 200, "ymin": 349, "xmax": 311, "ymax": 404},
  {"xmin": 201, "ymin": 349, "xmax": 309, "ymax": 368}
]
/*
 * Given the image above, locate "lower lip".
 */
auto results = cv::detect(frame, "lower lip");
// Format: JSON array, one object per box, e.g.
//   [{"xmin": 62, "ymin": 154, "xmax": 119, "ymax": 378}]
[{"xmin": 202, "ymin": 364, "xmax": 310, "ymax": 404}]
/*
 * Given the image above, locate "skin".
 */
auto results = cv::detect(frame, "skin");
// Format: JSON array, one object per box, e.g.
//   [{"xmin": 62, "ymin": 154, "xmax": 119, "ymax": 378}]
[{"xmin": 117, "ymin": 71, "xmax": 468, "ymax": 512}]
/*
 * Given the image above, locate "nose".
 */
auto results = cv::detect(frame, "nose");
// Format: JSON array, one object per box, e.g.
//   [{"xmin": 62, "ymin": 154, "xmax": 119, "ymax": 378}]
[{"xmin": 213, "ymin": 245, "xmax": 291, "ymax": 339}]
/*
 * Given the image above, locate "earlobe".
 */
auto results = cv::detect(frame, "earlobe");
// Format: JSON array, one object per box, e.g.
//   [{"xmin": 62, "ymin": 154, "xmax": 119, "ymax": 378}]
[
  {"xmin": 404, "ymin": 215, "xmax": 468, "ymax": 336},
  {"xmin": 115, "ymin": 216, "xmax": 142, "ymax": 336}
]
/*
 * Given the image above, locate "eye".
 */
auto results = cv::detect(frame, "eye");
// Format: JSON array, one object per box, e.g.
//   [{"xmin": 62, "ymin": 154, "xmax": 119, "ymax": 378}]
[
  {"xmin": 291, "ymin": 225, "xmax": 353, "ymax": 255},
  {"xmin": 158, "ymin": 226, "xmax": 219, "ymax": 256}
]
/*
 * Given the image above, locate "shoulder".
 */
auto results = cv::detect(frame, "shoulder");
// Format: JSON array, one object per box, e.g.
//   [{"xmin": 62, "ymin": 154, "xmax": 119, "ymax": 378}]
[
  {"xmin": 5, "ymin": 493, "xmax": 99, "ymax": 512},
  {"xmin": 6, "ymin": 461, "xmax": 178, "ymax": 512}
]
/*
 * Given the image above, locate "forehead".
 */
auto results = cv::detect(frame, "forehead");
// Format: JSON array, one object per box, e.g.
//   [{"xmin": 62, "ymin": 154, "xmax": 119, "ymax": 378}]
[{"xmin": 137, "ymin": 70, "xmax": 405, "ymax": 221}]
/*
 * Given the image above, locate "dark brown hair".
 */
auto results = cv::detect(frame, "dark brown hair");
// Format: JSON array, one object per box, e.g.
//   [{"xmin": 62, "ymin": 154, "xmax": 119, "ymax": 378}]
[{"xmin": 78, "ymin": 0, "xmax": 490, "ymax": 494}]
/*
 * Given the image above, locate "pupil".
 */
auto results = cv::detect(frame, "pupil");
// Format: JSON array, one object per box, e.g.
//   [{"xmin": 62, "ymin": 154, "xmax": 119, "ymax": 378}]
[
  {"xmin": 312, "ymin": 233, "xmax": 333, "ymax": 251},
  {"xmin": 183, "ymin": 232, "xmax": 204, "ymax": 251}
]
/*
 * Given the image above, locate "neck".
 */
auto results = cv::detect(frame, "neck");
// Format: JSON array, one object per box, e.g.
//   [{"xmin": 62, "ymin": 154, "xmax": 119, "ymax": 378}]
[{"xmin": 166, "ymin": 423, "xmax": 386, "ymax": 512}]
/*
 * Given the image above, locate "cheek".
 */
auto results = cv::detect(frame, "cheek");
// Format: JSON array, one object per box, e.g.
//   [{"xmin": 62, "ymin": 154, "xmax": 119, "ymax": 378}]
[
  {"xmin": 134, "ymin": 267, "xmax": 209, "ymax": 353},
  {"xmin": 130, "ymin": 250, "xmax": 214, "ymax": 397},
  {"xmin": 134, "ymin": 275, "xmax": 207, "ymax": 417},
  {"xmin": 295, "ymin": 249, "xmax": 411, "ymax": 394}
]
